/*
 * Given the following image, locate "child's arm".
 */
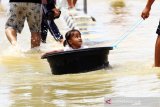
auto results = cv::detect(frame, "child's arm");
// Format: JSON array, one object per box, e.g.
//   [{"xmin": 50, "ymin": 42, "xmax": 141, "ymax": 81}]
[{"xmin": 141, "ymin": 0, "xmax": 155, "ymax": 20}]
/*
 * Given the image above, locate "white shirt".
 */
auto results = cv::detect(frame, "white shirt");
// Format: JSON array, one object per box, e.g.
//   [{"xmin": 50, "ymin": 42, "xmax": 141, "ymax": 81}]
[{"xmin": 64, "ymin": 45, "xmax": 88, "ymax": 51}]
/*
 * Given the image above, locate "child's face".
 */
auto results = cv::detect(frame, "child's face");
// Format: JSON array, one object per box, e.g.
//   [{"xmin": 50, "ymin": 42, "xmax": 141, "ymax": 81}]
[{"xmin": 68, "ymin": 31, "xmax": 82, "ymax": 49}]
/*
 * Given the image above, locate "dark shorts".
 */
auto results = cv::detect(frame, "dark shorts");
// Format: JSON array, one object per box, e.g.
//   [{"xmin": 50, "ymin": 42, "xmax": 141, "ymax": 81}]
[{"xmin": 156, "ymin": 20, "xmax": 160, "ymax": 35}]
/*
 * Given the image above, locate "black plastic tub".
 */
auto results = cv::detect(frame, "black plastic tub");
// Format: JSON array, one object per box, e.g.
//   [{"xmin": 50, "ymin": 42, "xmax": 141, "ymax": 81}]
[{"xmin": 41, "ymin": 47, "xmax": 113, "ymax": 75}]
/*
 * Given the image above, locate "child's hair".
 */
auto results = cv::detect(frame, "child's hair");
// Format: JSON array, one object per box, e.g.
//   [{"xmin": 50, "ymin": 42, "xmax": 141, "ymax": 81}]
[{"xmin": 63, "ymin": 29, "xmax": 81, "ymax": 47}]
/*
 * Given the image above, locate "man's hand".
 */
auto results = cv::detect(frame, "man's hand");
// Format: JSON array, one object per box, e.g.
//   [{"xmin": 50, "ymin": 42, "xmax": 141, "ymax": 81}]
[{"xmin": 141, "ymin": 7, "xmax": 151, "ymax": 20}]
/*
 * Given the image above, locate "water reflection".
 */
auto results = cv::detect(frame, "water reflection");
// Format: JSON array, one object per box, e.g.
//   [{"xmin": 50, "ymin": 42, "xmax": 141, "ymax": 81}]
[
  {"xmin": 0, "ymin": 55, "xmax": 48, "ymax": 73},
  {"xmin": 110, "ymin": 0, "xmax": 126, "ymax": 15},
  {"xmin": 109, "ymin": 0, "xmax": 128, "ymax": 24},
  {"xmin": 9, "ymin": 71, "xmax": 114, "ymax": 106},
  {"xmin": 0, "ymin": 4, "xmax": 5, "ymax": 12},
  {"xmin": 0, "ymin": 85, "xmax": 12, "ymax": 107}
]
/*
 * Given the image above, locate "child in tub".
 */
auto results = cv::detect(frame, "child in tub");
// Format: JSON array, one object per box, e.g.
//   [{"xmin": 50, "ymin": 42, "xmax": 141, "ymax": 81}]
[
  {"xmin": 63, "ymin": 29, "xmax": 88, "ymax": 51},
  {"xmin": 41, "ymin": 29, "xmax": 88, "ymax": 58}
]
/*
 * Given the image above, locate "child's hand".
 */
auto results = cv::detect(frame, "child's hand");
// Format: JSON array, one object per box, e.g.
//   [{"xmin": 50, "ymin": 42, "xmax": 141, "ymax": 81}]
[{"xmin": 59, "ymin": 39, "xmax": 64, "ymax": 44}]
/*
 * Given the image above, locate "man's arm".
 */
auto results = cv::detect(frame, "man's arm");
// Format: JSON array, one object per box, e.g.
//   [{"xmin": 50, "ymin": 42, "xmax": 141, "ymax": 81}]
[
  {"xmin": 145, "ymin": 0, "xmax": 155, "ymax": 9},
  {"xmin": 141, "ymin": 0, "xmax": 155, "ymax": 19}
]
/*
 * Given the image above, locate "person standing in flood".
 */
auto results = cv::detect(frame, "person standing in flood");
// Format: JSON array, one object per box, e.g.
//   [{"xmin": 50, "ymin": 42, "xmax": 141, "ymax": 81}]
[
  {"xmin": 41, "ymin": 0, "xmax": 64, "ymax": 43},
  {"xmin": 141, "ymin": 0, "xmax": 160, "ymax": 67},
  {"xmin": 5, "ymin": 0, "xmax": 41, "ymax": 48}
]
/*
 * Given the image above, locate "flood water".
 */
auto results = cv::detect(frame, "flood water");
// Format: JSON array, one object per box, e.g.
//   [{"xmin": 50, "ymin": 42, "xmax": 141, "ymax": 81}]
[{"xmin": 0, "ymin": 0, "xmax": 160, "ymax": 107}]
